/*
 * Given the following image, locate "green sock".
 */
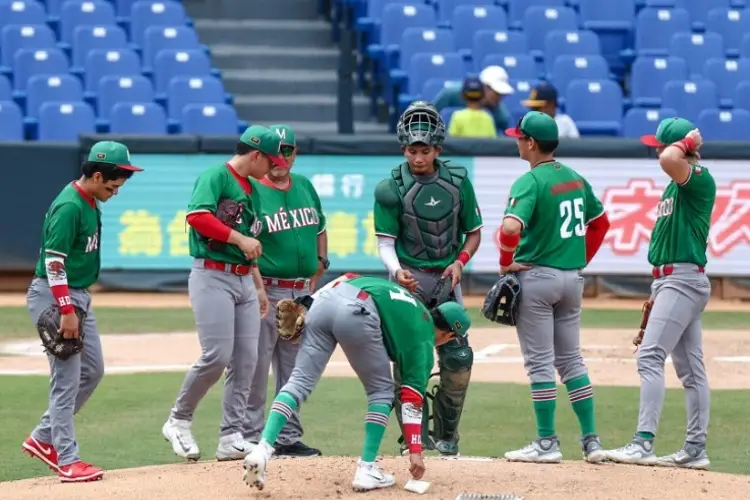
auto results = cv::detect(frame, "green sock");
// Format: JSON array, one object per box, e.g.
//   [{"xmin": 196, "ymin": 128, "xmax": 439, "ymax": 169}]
[
  {"xmin": 361, "ymin": 403, "xmax": 391, "ymax": 462},
  {"xmin": 261, "ymin": 392, "xmax": 298, "ymax": 445},
  {"xmin": 637, "ymin": 431, "xmax": 655, "ymax": 440},
  {"xmin": 566, "ymin": 375, "xmax": 596, "ymax": 436},
  {"xmin": 531, "ymin": 382, "xmax": 557, "ymax": 438}
]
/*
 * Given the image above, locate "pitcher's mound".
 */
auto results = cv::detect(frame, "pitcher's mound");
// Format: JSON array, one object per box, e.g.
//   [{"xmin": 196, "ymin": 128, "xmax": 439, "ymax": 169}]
[{"xmin": 2, "ymin": 456, "xmax": 748, "ymax": 500}]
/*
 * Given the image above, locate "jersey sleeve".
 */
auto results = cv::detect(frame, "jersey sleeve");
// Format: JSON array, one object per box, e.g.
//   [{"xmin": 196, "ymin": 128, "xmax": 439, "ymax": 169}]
[
  {"xmin": 679, "ymin": 165, "xmax": 716, "ymax": 201},
  {"xmin": 373, "ymin": 198, "xmax": 400, "ymax": 238},
  {"xmin": 44, "ymin": 203, "xmax": 80, "ymax": 257},
  {"xmin": 504, "ymin": 173, "xmax": 538, "ymax": 228},
  {"xmin": 582, "ymin": 177, "xmax": 605, "ymax": 224},
  {"xmin": 459, "ymin": 176, "xmax": 483, "ymax": 232},
  {"xmin": 186, "ymin": 168, "xmax": 225, "ymax": 215},
  {"xmin": 307, "ymin": 178, "xmax": 327, "ymax": 233}
]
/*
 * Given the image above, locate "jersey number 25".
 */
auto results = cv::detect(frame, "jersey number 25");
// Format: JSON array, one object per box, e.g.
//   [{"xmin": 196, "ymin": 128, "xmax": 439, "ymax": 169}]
[{"xmin": 559, "ymin": 197, "xmax": 585, "ymax": 239}]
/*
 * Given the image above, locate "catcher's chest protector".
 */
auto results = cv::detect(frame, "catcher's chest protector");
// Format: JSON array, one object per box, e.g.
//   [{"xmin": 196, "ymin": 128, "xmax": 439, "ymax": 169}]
[{"xmin": 392, "ymin": 162, "xmax": 465, "ymax": 260}]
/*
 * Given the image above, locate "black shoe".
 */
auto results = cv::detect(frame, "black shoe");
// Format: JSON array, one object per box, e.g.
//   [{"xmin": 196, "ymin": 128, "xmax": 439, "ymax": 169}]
[{"xmin": 274, "ymin": 441, "xmax": 322, "ymax": 457}]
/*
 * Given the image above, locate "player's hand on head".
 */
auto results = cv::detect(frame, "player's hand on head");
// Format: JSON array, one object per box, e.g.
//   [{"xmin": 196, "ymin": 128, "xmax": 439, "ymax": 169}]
[
  {"xmin": 396, "ymin": 269, "xmax": 418, "ymax": 292},
  {"xmin": 686, "ymin": 129, "xmax": 702, "ymax": 150},
  {"xmin": 408, "ymin": 452, "xmax": 425, "ymax": 480},
  {"xmin": 59, "ymin": 311, "xmax": 80, "ymax": 339},
  {"xmin": 500, "ymin": 262, "xmax": 531, "ymax": 275}
]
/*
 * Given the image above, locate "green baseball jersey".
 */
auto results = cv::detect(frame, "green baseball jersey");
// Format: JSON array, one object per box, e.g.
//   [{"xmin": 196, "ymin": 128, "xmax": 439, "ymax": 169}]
[
  {"xmin": 346, "ymin": 276, "xmax": 435, "ymax": 397},
  {"xmin": 34, "ymin": 183, "xmax": 101, "ymax": 288},
  {"xmin": 187, "ymin": 164, "xmax": 262, "ymax": 265},
  {"xmin": 252, "ymin": 174, "xmax": 327, "ymax": 278},
  {"xmin": 648, "ymin": 164, "xmax": 716, "ymax": 267},
  {"xmin": 504, "ymin": 161, "xmax": 604, "ymax": 270}
]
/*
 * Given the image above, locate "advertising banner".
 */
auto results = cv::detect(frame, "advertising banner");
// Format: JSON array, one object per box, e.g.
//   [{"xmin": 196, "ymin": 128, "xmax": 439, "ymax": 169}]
[{"xmin": 473, "ymin": 157, "xmax": 750, "ymax": 276}]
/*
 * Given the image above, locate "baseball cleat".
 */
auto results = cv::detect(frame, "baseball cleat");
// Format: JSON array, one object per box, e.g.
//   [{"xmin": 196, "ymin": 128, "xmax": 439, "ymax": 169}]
[
  {"xmin": 57, "ymin": 461, "xmax": 104, "ymax": 483},
  {"xmin": 581, "ymin": 434, "xmax": 607, "ymax": 464},
  {"xmin": 243, "ymin": 440, "xmax": 274, "ymax": 490},
  {"xmin": 21, "ymin": 435, "xmax": 59, "ymax": 472},
  {"xmin": 655, "ymin": 446, "xmax": 710, "ymax": 470},
  {"xmin": 216, "ymin": 432, "xmax": 256, "ymax": 461},
  {"xmin": 504, "ymin": 437, "xmax": 563, "ymax": 463},
  {"xmin": 274, "ymin": 441, "xmax": 322, "ymax": 457},
  {"xmin": 162, "ymin": 417, "xmax": 200, "ymax": 461},
  {"xmin": 351, "ymin": 459, "xmax": 396, "ymax": 492},
  {"xmin": 435, "ymin": 439, "xmax": 459, "ymax": 457},
  {"xmin": 605, "ymin": 436, "xmax": 657, "ymax": 466}
]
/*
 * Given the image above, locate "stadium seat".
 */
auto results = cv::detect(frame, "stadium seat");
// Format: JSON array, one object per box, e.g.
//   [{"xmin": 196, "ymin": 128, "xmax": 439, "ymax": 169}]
[
  {"xmin": 635, "ymin": 8, "xmax": 691, "ymax": 56},
  {"xmin": 565, "ymin": 79, "xmax": 623, "ymax": 135},
  {"xmin": 740, "ymin": 33, "xmax": 750, "ymax": 58},
  {"xmin": 115, "ymin": 0, "xmax": 140, "ymax": 18},
  {"xmin": 669, "ymin": 32, "xmax": 725, "ymax": 78},
  {"xmin": 435, "ymin": 0, "xmax": 494, "ymax": 24},
  {"xmin": 143, "ymin": 26, "xmax": 202, "ymax": 71},
  {"xmin": 72, "ymin": 25, "xmax": 128, "ymax": 70},
  {"xmin": 368, "ymin": 4, "xmax": 437, "ymax": 62},
  {"xmin": 0, "ymin": 75, "xmax": 11, "ymax": 100},
  {"xmin": 472, "ymin": 31, "xmax": 529, "ymax": 72},
  {"xmin": 0, "ymin": 24, "xmax": 56, "ymax": 74},
  {"xmin": 83, "ymin": 48, "xmax": 141, "ymax": 92},
  {"xmin": 630, "ymin": 57, "xmax": 688, "ymax": 107},
  {"xmin": 153, "ymin": 49, "xmax": 212, "ymax": 95},
  {"xmin": 37, "ymin": 101, "xmax": 95, "ymax": 141},
  {"xmin": 180, "ymin": 103, "xmax": 239, "ymax": 135},
  {"xmin": 354, "ymin": 0, "xmax": 422, "ymax": 41},
  {"xmin": 450, "ymin": 5, "xmax": 508, "ymax": 53},
  {"xmin": 109, "ymin": 102, "xmax": 167, "ymax": 133},
  {"xmin": 130, "ymin": 1, "xmax": 188, "ymax": 47},
  {"xmin": 732, "ymin": 80, "xmax": 750, "ymax": 113},
  {"xmin": 622, "ymin": 107, "xmax": 678, "ymax": 138},
  {"xmin": 661, "ymin": 80, "xmax": 719, "ymax": 123},
  {"xmin": 421, "ymin": 77, "xmax": 461, "ymax": 101},
  {"xmin": 394, "ymin": 28, "xmax": 455, "ymax": 73},
  {"xmin": 45, "ymin": 0, "xmax": 64, "ymax": 17},
  {"xmin": 59, "ymin": 1, "xmax": 117, "ymax": 46},
  {"xmin": 0, "ymin": 1, "xmax": 46, "ymax": 32},
  {"xmin": 167, "ymin": 75, "xmax": 225, "ymax": 121},
  {"xmin": 697, "ymin": 108, "xmax": 750, "ymax": 140},
  {"xmin": 680, "ymin": 0, "xmax": 734, "ymax": 30},
  {"xmin": 26, "ymin": 74, "xmax": 84, "ymax": 118},
  {"xmin": 0, "ymin": 100, "xmax": 24, "ymax": 140},
  {"xmin": 577, "ymin": 0, "xmax": 636, "ymax": 30},
  {"xmin": 508, "ymin": 0, "xmax": 564, "ymax": 26},
  {"xmin": 504, "ymin": 79, "xmax": 541, "ymax": 122},
  {"xmin": 702, "ymin": 58, "xmax": 750, "ymax": 107},
  {"xmin": 12, "ymin": 48, "xmax": 69, "ymax": 93},
  {"xmin": 406, "ymin": 52, "xmax": 464, "ymax": 96},
  {"xmin": 544, "ymin": 30, "xmax": 602, "ymax": 73},
  {"xmin": 96, "ymin": 74, "xmax": 154, "ymax": 120},
  {"xmin": 481, "ymin": 54, "xmax": 537, "ymax": 81},
  {"xmin": 522, "ymin": 6, "xmax": 578, "ymax": 55},
  {"xmin": 706, "ymin": 8, "xmax": 750, "ymax": 57},
  {"xmin": 549, "ymin": 55, "xmax": 610, "ymax": 94}
]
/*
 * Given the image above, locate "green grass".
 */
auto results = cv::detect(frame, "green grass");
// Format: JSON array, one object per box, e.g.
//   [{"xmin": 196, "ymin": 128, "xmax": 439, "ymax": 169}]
[
  {"xmin": 1, "ymin": 306, "xmax": 749, "ymax": 339},
  {"xmin": 1, "ymin": 374, "xmax": 748, "ymax": 483}
]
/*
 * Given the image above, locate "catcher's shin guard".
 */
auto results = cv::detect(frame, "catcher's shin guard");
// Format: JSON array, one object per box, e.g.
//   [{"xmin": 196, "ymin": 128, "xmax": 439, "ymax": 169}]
[
  {"xmin": 393, "ymin": 365, "xmax": 434, "ymax": 453},
  {"xmin": 432, "ymin": 337, "xmax": 473, "ymax": 455}
]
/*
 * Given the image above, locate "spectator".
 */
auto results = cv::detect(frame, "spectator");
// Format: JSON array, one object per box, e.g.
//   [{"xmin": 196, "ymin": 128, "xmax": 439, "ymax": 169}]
[
  {"xmin": 448, "ymin": 77, "xmax": 498, "ymax": 138},
  {"xmin": 435, "ymin": 65, "xmax": 514, "ymax": 132},
  {"xmin": 521, "ymin": 82, "xmax": 580, "ymax": 138}
]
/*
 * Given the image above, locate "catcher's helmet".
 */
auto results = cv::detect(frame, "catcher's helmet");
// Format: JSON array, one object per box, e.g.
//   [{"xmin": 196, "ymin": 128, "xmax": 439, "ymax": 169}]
[
  {"xmin": 482, "ymin": 274, "xmax": 522, "ymax": 326},
  {"xmin": 396, "ymin": 100, "xmax": 446, "ymax": 147}
]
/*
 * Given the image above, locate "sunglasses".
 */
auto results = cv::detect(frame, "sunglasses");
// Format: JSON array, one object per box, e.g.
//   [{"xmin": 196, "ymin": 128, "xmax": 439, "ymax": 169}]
[{"xmin": 280, "ymin": 145, "xmax": 296, "ymax": 158}]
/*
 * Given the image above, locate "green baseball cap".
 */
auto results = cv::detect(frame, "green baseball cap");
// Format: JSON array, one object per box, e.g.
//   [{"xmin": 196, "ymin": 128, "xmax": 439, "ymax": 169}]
[
  {"xmin": 239, "ymin": 125, "xmax": 289, "ymax": 168},
  {"xmin": 505, "ymin": 111, "xmax": 559, "ymax": 141},
  {"xmin": 87, "ymin": 141, "xmax": 142, "ymax": 171},
  {"xmin": 269, "ymin": 124, "xmax": 296, "ymax": 146},
  {"xmin": 436, "ymin": 302, "xmax": 471, "ymax": 338},
  {"xmin": 641, "ymin": 117, "xmax": 695, "ymax": 147}
]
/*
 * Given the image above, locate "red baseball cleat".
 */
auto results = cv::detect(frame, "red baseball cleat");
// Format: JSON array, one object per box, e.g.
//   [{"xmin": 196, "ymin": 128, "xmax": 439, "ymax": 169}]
[
  {"xmin": 21, "ymin": 435, "xmax": 59, "ymax": 472},
  {"xmin": 57, "ymin": 461, "xmax": 104, "ymax": 483}
]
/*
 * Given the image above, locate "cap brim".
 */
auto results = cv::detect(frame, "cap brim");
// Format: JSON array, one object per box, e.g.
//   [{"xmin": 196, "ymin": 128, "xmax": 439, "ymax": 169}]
[
  {"xmin": 487, "ymin": 80, "xmax": 514, "ymax": 95},
  {"xmin": 504, "ymin": 127, "xmax": 524, "ymax": 138},
  {"xmin": 268, "ymin": 154, "xmax": 289, "ymax": 168},
  {"xmin": 640, "ymin": 135, "xmax": 664, "ymax": 147},
  {"xmin": 117, "ymin": 164, "xmax": 143, "ymax": 172},
  {"xmin": 521, "ymin": 99, "xmax": 547, "ymax": 108}
]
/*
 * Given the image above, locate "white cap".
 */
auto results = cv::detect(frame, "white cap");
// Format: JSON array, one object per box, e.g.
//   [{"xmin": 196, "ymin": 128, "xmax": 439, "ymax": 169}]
[{"xmin": 479, "ymin": 65, "xmax": 514, "ymax": 95}]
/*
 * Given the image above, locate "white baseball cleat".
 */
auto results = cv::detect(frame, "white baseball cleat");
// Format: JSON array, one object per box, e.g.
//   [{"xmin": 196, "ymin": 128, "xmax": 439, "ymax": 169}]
[
  {"xmin": 243, "ymin": 440, "xmax": 274, "ymax": 491},
  {"xmin": 504, "ymin": 437, "xmax": 563, "ymax": 463},
  {"xmin": 581, "ymin": 434, "xmax": 607, "ymax": 464},
  {"xmin": 216, "ymin": 433, "xmax": 256, "ymax": 461},
  {"xmin": 351, "ymin": 459, "xmax": 396, "ymax": 492},
  {"xmin": 162, "ymin": 417, "xmax": 200, "ymax": 461},
  {"xmin": 605, "ymin": 436, "xmax": 657, "ymax": 466},
  {"xmin": 656, "ymin": 447, "xmax": 710, "ymax": 470}
]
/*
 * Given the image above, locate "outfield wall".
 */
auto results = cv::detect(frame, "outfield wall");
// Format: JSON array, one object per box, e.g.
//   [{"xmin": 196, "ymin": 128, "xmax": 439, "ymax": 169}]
[{"xmin": 1, "ymin": 134, "xmax": 749, "ymax": 299}]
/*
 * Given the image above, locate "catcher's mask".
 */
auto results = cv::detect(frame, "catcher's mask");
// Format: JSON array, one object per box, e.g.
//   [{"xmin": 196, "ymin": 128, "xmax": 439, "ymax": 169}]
[
  {"xmin": 482, "ymin": 274, "xmax": 522, "ymax": 326},
  {"xmin": 397, "ymin": 100, "xmax": 446, "ymax": 147}
]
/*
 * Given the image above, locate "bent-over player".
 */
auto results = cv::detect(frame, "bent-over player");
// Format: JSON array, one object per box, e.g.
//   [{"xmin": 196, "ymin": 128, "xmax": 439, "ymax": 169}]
[
  {"xmin": 242, "ymin": 274, "xmax": 471, "ymax": 492},
  {"xmin": 499, "ymin": 112, "xmax": 611, "ymax": 463},
  {"xmin": 162, "ymin": 125, "xmax": 286, "ymax": 462},
  {"xmin": 373, "ymin": 101, "xmax": 482, "ymax": 456},
  {"xmin": 21, "ymin": 141, "xmax": 142, "ymax": 482},
  {"xmin": 243, "ymin": 124, "xmax": 327, "ymax": 457},
  {"xmin": 605, "ymin": 120, "xmax": 715, "ymax": 470}
]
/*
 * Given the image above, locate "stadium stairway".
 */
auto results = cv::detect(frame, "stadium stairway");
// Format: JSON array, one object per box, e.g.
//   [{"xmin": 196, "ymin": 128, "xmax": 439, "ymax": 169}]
[{"xmin": 184, "ymin": 0, "xmax": 387, "ymax": 133}]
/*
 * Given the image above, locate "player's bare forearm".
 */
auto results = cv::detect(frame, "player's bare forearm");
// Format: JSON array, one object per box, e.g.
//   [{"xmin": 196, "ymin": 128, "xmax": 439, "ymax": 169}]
[
  {"xmin": 250, "ymin": 265, "xmax": 264, "ymax": 290},
  {"xmin": 658, "ymin": 147, "xmax": 691, "ymax": 184},
  {"xmin": 459, "ymin": 229, "xmax": 481, "ymax": 257},
  {"xmin": 317, "ymin": 230, "xmax": 328, "ymax": 262},
  {"xmin": 501, "ymin": 216, "xmax": 523, "ymax": 236}
]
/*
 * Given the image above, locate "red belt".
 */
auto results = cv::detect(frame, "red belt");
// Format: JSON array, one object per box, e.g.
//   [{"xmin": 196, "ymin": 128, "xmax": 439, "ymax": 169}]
[
  {"xmin": 203, "ymin": 259, "xmax": 252, "ymax": 276},
  {"xmin": 652, "ymin": 264, "xmax": 704, "ymax": 279},
  {"xmin": 262, "ymin": 277, "xmax": 310, "ymax": 290},
  {"xmin": 333, "ymin": 280, "xmax": 370, "ymax": 300}
]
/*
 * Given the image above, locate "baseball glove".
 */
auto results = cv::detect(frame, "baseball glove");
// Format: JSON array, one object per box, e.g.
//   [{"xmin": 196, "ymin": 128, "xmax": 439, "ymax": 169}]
[
  {"xmin": 36, "ymin": 304, "xmax": 86, "ymax": 360},
  {"xmin": 482, "ymin": 274, "xmax": 521, "ymax": 326},
  {"xmin": 276, "ymin": 295, "xmax": 314, "ymax": 343},
  {"xmin": 633, "ymin": 298, "xmax": 654, "ymax": 350},
  {"xmin": 207, "ymin": 198, "xmax": 244, "ymax": 250},
  {"xmin": 426, "ymin": 276, "xmax": 453, "ymax": 309}
]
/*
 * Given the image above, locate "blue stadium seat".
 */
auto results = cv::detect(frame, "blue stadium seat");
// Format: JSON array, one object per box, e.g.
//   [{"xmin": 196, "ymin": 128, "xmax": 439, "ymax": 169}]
[
  {"xmin": 732, "ymin": 80, "xmax": 750, "ymax": 113},
  {"xmin": 577, "ymin": 0, "xmax": 636, "ymax": 30},
  {"xmin": 72, "ymin": 25, "xmax": 128, "ymax": 70},
  {"xmin": 544, "ymin": 30, "xmax": 602, "ymax": 73},
  {"xmin": 0, "ymin": 24, "xmax": 56, "ymax": 75},
  {"xmin": 706, "ymin": 8, "xmax": 750, "ymax": 57},
  {"xmin": 622, "ymin": 107, "xmax": 678, "ymax": 138},
  {"xmin": 59, "ymin": 1, "xmax": 117, "ymax": 46},
  {"xmin": 45, "ymin": 0, "xmax": 64, "ymax": 17},
  {"xmin": 697, "ymin": 108, "xmax": 750, "ymax": 140},
  {"xmin": 740, "ymin": 33, "xmax": 750, "ymax": 58},
  {"xmin": 369, "ymin": 3, "xmax": 437, "ymax": 62},
  {"xmin": 143, "ymin": 26, "xmax": 201, "ymax": 71},
  {"xmin": 26, "ymin": 74, "xmax": 84, "ymax": 118},
  {"xmin": 180, "ymin": 103, "xmax": 239, "ymax": 135},
  {"xmin": 83, "ymin": 48, "xmax": 141, "ymax": 92},
  {"xmin": 109, "ymin": 102, "xmax": 167, "ymax": 133},
  {"xmin": 450, "ymin": 5, "xmax": 508, "ymax": 53},
  {"xmin": 472, "ymin": 30, "xmax": 528, "ymax": 72},
  {"xmin": 661, "ymin": 79, "xmax": 719, "ymax": 123},
  {"xmin": 130, "ymin": 1, "xmax": 188, "ymax": 47},
  {"xmin": 565, "ymin": 79, "xmax": 623, "ymax": 135},
  {"xmin": 407, "ymin": 52, "xmax": 464, "ymax": 96},
  {"xmin": 96, "ymin": 74, "xmax": 154, "ymax": 120},
  {"xmin": 669, "ymin": 32, "xmax": 725, "ymax": 77},
  {"xmin": 630, "ymin": 57, "xmax": 688, "ymax": 107},
  {"xmin": 435, "ymin": 0, "xmax": 495, "ymax": 24},
  {"xmin": 635, "ymin": 8, "xmax": 691, "ymax": 56},
  {"xmin": 0, "ymin": 75, "xmax": 11, "ymax": 100},
  {"xmin": 504, "ymin": 79, "xmax": 541, "ymax": 122},
  {"xmin": 549, "ymin": 55, "xmax": 610, "ymax": 94},
  {"xmin": 481, "ymin": 54, "xmax": 537, "ymax": 80},
  {"xmin": 508, "ymin": 0, "xmax": 564, "ymax": 26},
  {"xmin": 679, "ymin": 0, "xmax": 734, "ymax": 30},
  {"xmin": 703, "ymin": 58, "xmax": 750, "ymax": 107},
  {"xmin": 421, "ymin": 77, "xmax": 461, "ymax": 101},
  {"xmin": 522, "ymin": 6, "xmax": 578, "ymax": 55},
  {"xmin": 0, "ymin": 100, "xmax": 24, "ymax": 140},
  {"xmin": 0, "ymin": 1, "xmax": 46, "ymax": 32},
  {"xmin": 153, "ymin": 49, "xmax": 212, "ymax": 95},
  {"xmin": 354, "ymin": 0, "xmax": 423, "ymax": 42},
  {"xmin": 395, "ymin": 28, "xmax": 455, "ymax": 73},
  {"xmin": 167, "ymin": 75, "xmax": 225, "ymax": 121},
  {"xmin": 12, "ymin": 48, "xmax": 69, "ymax": 93},
  {"xmin": 37, "ymin": 101, "xmax": 95, "ymax": 141},
  {"xmin": 114, "ymin": 0, "xmax": 140, "ymax": 18}
]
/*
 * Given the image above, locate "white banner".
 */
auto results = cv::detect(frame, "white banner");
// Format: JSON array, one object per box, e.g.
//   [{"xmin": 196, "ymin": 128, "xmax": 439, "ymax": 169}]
[{"xmin": 472, "ymin": 157, "xmax": 750, "ymax": 276}]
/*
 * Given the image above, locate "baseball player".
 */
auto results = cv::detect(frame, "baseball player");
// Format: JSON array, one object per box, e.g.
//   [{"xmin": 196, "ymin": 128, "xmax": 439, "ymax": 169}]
[
  {"xmin": 605, "ymin": 119, "xmax": 715, "ymax": 470},
  {"xmin": 21, "ymin": 141, "xmax": 143, "ymax": 482},
  {"xmin": 162, "ymin": 125, "xmax": 287, "ymax": 462},
  {"xmin": 242, "ymin": 273, "xmax": 471, "ymax": 492},
  {"xmin": 242, "ymin": 124, "xmax": 327, "ymax": 457},
  {"xmin": 372, "ymin": 100, "xmax": 482, "ymax": 456},
  {"xmin": 499, "ymin": 111, "xmax": 611, "ymax": 463}
]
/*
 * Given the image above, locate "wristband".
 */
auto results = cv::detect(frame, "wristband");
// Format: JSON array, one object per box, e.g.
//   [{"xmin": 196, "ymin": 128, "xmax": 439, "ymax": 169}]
[
  {"xmin": 673, "ymin": 137, "xmax": 695, "ymax": 154},
  {"xmin": 457, "ymin": 251, "xmax": 470, "ymax": 266},
  {"xmin": 499, "ymin": 250, "xmax": 514, "ymax": 267}
]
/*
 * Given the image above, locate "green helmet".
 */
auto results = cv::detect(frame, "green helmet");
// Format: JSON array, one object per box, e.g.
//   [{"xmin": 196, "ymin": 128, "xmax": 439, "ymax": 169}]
[{"xmin": 396, "ymin": 100, "xmax": 446, "ymax": 147}]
